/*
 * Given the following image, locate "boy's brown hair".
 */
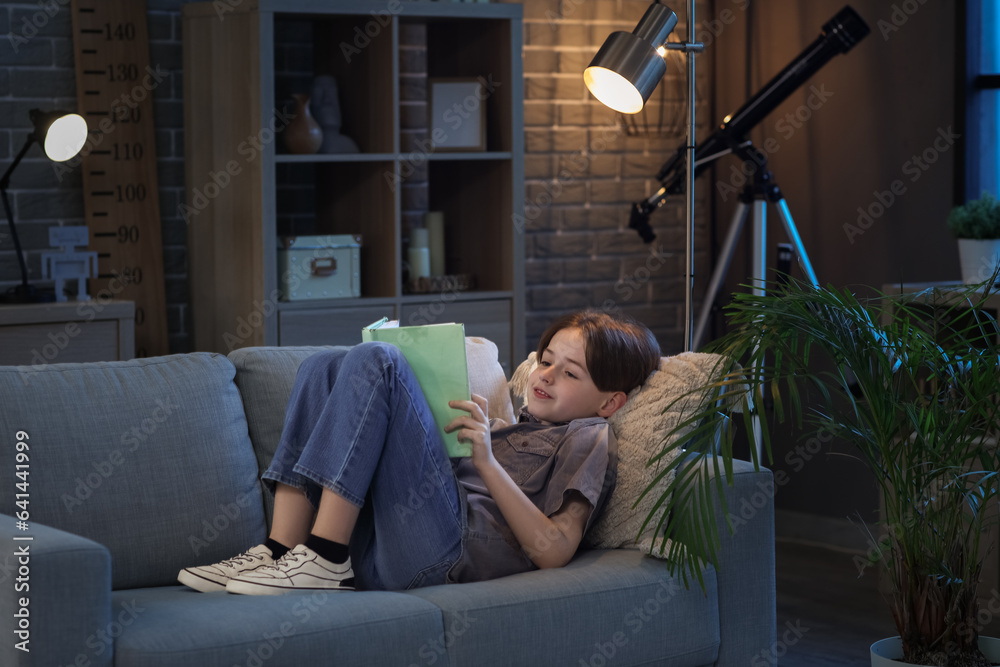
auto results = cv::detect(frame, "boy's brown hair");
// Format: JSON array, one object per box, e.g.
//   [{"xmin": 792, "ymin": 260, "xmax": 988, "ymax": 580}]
[{"xmin": 535, "ymin": 309, "xmax": 661, "ymax": 394}]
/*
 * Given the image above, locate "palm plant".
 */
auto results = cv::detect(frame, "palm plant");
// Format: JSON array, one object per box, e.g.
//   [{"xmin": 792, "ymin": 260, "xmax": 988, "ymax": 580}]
[{"xmin": 645, "ymin": 277, "xmax": 1000, "ymax": 666}]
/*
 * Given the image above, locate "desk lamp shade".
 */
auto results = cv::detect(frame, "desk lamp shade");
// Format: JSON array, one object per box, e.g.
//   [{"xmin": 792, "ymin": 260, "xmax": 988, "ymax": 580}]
[
  {"xmin": 584, "ymin": 2, "xmax": 678, "ymax": 114},
  {"xmin": 33, "ymin": 110, "xmax": 88, "ymax": 161}
]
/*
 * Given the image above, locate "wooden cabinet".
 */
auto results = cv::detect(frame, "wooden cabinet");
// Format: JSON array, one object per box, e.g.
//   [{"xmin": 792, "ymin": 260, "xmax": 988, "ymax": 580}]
[
  {"xmin": 0, "ymin": 301, "xmax": 135, "ymax": 365},
  {"xmin": 182, "ymin": 0, "xmax": 524, "ymax": 368}
]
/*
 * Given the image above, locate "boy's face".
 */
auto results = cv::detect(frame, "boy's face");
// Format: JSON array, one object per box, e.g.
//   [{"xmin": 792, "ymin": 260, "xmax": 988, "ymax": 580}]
[{"xmin": 526, "ymin": 327, "xmax": 620, "ymax": 424}]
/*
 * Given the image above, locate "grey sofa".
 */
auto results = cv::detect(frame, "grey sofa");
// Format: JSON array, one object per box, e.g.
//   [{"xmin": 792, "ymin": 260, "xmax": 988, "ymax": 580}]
[{"xmin": 0, "ymin": 343, "xmax": 775, "ymax": 667}]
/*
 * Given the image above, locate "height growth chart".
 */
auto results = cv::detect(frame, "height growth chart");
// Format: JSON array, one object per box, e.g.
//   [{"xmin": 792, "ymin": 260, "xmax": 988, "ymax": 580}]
[{"xmin": 71, "ymin": 0, "xmax": 168, "ymax": 357}]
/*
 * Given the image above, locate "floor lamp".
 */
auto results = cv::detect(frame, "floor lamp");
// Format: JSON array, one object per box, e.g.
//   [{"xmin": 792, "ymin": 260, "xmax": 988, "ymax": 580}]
[
  {"xmin": 584, "ymin": 0, "xmax": 703, "ymax": 352},
  {"xmin": 1, "ymin": 109, "xmax": 88, "ymax": 304}
]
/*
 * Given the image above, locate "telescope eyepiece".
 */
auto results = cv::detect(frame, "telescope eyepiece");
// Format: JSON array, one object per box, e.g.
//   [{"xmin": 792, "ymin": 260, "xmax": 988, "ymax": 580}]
[{"xmin": 823, "ymin": 5, "xmax": 871, "ymax": 53}]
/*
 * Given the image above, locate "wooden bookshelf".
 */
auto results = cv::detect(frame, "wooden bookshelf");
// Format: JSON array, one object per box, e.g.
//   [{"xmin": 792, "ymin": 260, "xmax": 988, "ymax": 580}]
[{"xmin": 182, "ymin": 0, "xmax": 524, "ymax": 373}]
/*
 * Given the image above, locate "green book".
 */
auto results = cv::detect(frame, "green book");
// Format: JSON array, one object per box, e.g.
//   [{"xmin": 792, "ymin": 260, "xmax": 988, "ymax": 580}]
[{"xmin": 361, "ymin": 318, "xmax": 471, "ymax": 457}]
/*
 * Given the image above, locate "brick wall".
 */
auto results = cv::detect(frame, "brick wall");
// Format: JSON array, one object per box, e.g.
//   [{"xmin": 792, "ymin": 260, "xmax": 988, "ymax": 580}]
[
  {"xmin": 0, "ymin": 0, "xmax": 712, "ymax": 357},
  {"xmin": 0, "ymin": 0, "xmax": 189, "ymax": 351},
  {"xmin": 507, "ymin": 0, "xmax": 712, "ymax": 354}
]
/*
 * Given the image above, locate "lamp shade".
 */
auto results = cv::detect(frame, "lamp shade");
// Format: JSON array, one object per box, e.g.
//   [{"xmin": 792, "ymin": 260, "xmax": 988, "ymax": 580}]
[
  {"xmin": 584, "ymin": 2, "xmax": 678, "ymax": 114},
  {"xmin": 30, "ymin": 109, "xmax": 87, "ymax": 162}
]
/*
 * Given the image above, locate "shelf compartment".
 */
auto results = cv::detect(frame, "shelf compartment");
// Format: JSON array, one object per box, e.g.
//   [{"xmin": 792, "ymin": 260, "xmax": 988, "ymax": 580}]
[
  {"xmin": 423, "ymin": 17, "xmax": 513, "ymax": 153},
  {"xmin": 313, "ymin": 15, "xmax": 396, "ymax": 155},
  {"xmin": 276, "ymin": 160, "xmax": 397, "ymax": 299},
  {"xmin": 426, "ymin": 159, "xmax": 514, "ymax": 293},
  {"xmin": 315, "ymin": 161, "xmax": 399, "ymax": 299},
  {"xmin": 273, "ymin": 13, "xmax": 396, "ymax": 156}
]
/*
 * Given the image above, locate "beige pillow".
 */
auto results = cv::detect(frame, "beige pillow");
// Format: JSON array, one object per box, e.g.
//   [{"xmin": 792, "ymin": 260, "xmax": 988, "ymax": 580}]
[
  {"xmin": 508, "ymin": 351, "xmax": 724, "ymax": 557},
  {"xmin": 466, "ymin": 336, "xmax": 516, "ymax": 424}
]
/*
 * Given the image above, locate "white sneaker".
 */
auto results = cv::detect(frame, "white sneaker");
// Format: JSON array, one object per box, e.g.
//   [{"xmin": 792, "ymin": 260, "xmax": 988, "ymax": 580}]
[
  {"xmin": 225, "ymin": 544, "xmax": 355, "ymax": 595},
  {"xmin": 178, "ymin": 544, "xmax": 274, "ymax": 593}
]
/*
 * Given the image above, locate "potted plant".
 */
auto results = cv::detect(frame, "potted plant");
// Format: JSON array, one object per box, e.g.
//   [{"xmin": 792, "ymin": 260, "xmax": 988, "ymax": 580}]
[
  {"xmin": 644, "ymin": 276, "xmax": 1000, "ymax": 666},
  {"xmin": 947, "ymin": 192, "xmax": 1000, "ymax": 284}
]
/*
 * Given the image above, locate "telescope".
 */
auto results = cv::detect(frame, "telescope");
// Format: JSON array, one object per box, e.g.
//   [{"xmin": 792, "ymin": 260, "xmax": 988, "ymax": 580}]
[{"xmin": 630, "ymin": 5, "xmax": 871, "ymax": 242}]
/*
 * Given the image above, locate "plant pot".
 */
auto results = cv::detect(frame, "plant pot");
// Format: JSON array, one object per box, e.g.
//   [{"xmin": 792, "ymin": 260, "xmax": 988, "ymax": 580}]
[
  {"xmin": 871, "ymin": 636, "xmax": 1000, "ymax": 666},
  {"xmin": 957, "ymin": 238, "xmax": 1000, "ymax": 284}
]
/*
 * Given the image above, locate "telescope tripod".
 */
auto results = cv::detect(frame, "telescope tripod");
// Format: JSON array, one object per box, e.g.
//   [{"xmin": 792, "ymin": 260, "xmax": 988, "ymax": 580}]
[{"xmin": 693, "ymin": 163, "xmax": 819, "ymax": 351}]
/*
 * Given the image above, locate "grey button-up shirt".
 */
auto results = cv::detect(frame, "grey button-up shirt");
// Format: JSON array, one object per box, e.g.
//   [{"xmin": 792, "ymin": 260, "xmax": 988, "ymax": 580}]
[{"xmin": 446, "ymin": 409, "xmax": 618, "ymax": 584}]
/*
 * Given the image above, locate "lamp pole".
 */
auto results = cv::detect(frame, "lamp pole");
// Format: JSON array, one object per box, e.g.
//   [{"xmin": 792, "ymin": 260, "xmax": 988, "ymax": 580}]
[
  {"xmin": 663, "ymin": 1, "xmax": 702, "ymax": 352},
  {"xmin": 0, "ymin": 134, "xmax": 39, "ymax": 301},
  {"xmin": 684, "ymin": 0, "xmax": 696, "ymax": 352}
]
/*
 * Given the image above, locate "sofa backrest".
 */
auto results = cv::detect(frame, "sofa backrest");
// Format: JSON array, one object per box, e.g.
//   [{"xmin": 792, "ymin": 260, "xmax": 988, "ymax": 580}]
[
  {"xmin": 228, "ymin": 338, "xmax": 516, "ymax": 527},
  {"xmin": 0, "ymin": 354, "xmax": 267, "ymax": 589}
]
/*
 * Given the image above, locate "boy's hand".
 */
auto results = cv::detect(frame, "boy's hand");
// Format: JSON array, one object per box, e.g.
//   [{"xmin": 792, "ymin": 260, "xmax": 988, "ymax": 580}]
[{"xmin": 445, "ymin": 394, "xmax": 494, "ymax": 468}]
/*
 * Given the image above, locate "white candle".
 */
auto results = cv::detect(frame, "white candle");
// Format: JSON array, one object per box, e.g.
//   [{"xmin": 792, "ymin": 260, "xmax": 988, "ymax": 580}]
[
  {"xmin": 425, "ymin": 211, "xmax": 445, "ymax": 276},
  {"xmin": 408, "ymin": 246, "xmax": 430, "ymax": 278}
]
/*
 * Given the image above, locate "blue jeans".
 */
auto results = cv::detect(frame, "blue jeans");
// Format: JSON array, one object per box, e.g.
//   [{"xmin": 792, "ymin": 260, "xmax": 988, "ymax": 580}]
[{"xmin": 261, "ymin": 343, "xmax": 465, "ymax": 591}]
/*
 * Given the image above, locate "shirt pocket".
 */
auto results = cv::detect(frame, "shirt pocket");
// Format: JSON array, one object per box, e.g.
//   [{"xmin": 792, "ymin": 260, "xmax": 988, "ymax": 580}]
[{"xmin": 501, "ymin": 431, "xmax": 559, "ymax": 486}]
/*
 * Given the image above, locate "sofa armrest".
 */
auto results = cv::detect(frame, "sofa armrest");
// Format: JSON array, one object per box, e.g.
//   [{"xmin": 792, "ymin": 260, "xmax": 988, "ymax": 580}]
[
  {"xmin": 0, "ymin": 514, "xmax": 112, "ymax": 667},
  {"xmin": 676, "ymin": 454, "xmax": 776, "ymax": 667}
]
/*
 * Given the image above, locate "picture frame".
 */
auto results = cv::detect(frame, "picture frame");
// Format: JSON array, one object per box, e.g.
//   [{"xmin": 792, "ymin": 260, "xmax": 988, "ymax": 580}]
[{"xmin": 428, "ymin": 78, "xmax": 487, "ymax": 152}]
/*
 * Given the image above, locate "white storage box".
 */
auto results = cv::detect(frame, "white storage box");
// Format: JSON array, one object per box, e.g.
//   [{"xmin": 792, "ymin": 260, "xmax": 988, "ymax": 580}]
[{"xmin": 277, "ymin": 234, "xmax": 361, "ymax": 301}]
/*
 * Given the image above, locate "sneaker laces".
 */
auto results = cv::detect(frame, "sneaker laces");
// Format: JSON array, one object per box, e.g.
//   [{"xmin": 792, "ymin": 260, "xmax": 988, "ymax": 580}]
[
  {"xmin": 218, "ymin": 549, "xmax": 268, "ymax": 568},
  {"xmin": 252, "ymin": 548, "xmax": 304, "ymax": 574}
]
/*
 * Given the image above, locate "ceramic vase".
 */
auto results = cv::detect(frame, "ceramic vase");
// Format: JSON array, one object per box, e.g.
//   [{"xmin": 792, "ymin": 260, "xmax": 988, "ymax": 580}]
[
  {"xmin": 957, "ymin": 238, "xmax": 1000, "ymax": 284},
  {"xmin": 283, "ymin": 94, "xmax": 323, "ymax": 155}
]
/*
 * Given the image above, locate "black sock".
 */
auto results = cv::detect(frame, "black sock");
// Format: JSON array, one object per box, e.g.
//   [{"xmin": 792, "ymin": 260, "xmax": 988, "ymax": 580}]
[
  {"xmin": 305, "ymin": 534, "xmax": 350, "ymax": 564},
  {"xmin": 264, "ymin": 537, "xmax": 291, "ymax": 559}
]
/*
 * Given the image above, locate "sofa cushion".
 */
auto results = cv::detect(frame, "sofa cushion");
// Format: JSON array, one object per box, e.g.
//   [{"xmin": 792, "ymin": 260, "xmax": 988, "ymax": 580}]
[
  {"xmin": 0, "ymin": 354, "xmax": 266, "ymax": 589},
  {"xmin": 403, "ymin": 548, "xmax": 720, "ymax": 667},
  {"xmin": 229, "ymin": 338, "xmax": 516, "ymax": 525},
  {"xmin": 110, "ymin": 586, "xmax": 445, "ymax": 667}
]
